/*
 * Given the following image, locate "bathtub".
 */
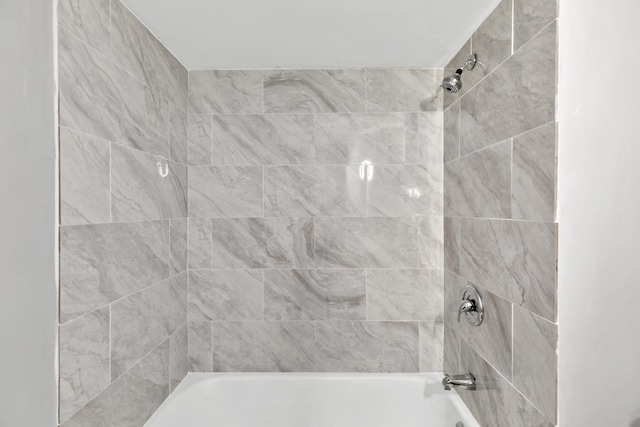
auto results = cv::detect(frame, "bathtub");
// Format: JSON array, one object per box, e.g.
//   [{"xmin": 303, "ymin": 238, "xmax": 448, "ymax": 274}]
[{"xmin": 144, "ymin": 373, "xmax": 480, "ymax": 427}]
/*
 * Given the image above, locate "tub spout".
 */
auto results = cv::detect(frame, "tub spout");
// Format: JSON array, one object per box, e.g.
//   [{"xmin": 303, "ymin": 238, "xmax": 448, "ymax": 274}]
[{"xmin": 442, "ymin": 373, "xmax": 476, "ymax": 391}]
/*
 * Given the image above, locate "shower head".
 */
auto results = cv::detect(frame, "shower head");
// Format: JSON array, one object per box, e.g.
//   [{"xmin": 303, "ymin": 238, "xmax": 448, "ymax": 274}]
[{"xmin": 441, "ymin": 54, "xmax": 477, "ymax": 93}]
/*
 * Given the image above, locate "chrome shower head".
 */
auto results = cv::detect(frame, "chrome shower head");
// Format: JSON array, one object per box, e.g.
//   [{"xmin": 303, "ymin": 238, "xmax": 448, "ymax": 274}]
[{"xmin": 441, "ymin": 54, "xmax": 477, "ymax": 93}]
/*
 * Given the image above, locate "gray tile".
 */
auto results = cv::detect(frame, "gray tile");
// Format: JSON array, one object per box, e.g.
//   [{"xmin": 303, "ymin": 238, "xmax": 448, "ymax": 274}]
[
  {"xmin": 211, "ymin": 321, "xmax": 315, "ymax": 372},
  {"xmin": 459, "ymin": 218, "xmax": 557, "ymax": 321},
  {"xmin": 111, "ymin": 144, "xmax": 187, "ymax": 221},
  {"xmin": 60, "ymin": 127, "xmax": 110, "ymax": 225},
  {"xmin": 188, "ymin": 321, "xmax": 212, "ymax": 372},
  {"xmin": 419, "ymin": 217, "xmax": 444, "ymax": 269},
  {"xmin": 59, "ymin": 27, "xmax": 169, "ymax": 157},
  {"xmin": 264, "ymin": 269, "xmax": 366, "ymax": 321},
  {"xmin": 444, "ymin": 217, "xmax": 460, "ymax": 274},
  {"xmin": 188, "ymin": 115, "xmax": 211, "ymax": 166},
  {"xmin": 315, "ymin": 113, "xmax": 419, "ymax": 164},
  {"xmin": 110, "ymin": 0, "xmax": 188, "ymax": 109},
  {"xmin": 367, "ymin": 165, "xmax": 442, "ymax": 217},
  {"xmin": 514, "ymin": 0, "xmax": 557, "ymax": 50},
  {"xmin": 61, "ymin": 340, "xmax": 170, "ymax": 427},
  {"xmin": 188, "ymin": 166, "xmax": 263, "ymax": 218},
  {"xmin": 189, "ymin": 70, "xmax": 263, "ymax": 114},
  {"xmin": 513, "ymin": 306, "xmax": 557, "ymax": 423},
  {"xmin": 169, "ymin": 106, "xmax": 188, "ymax": 164},
  {"xmin": 264, "ymin": 70, "xmax": 366, "ymax": 113},
  {"xmin": 188, "ymin": 218, "xmax": 212, "ymax": 269},
  {"xmin": 188, "ymin": 269, "xmax": 263, "ymax": 321},
  {"xmin": 315, "ymin": 217, "xmax": 419, "ymax": 268},
  {"xmin": 58, "ymin": 0, "xmax": 110, "ymax": 55},
  {"xmin": 210, "ymin": 114, "xmax": 314, "ymax": 166},
  {"xmin": 265, "ymin": 165, "xmax": 365, "ymax": 217},
  {"xmin": 366, "ymin": 69, "xmax": 442, "ymax": 112},
  {"xmin": 111, "ymin": 273, "xmax": 187, "ymax": 380},
  {"xmin": 460, "ymin": 23, "xmax": 556, "ymax": 154},
  {"xmin": 420, "ymin": 320, "xmax": 444, "ymax": 372},
  {"xmin": 444, "ymin": 140, "xmax": 511, "ymax": 218},
  {"xmin": 367, "ymin": 269, "xmax": 443, "ymax": 321},
  {"xmin": 443, "ymin": 39, "xmax": 472, "ymax": 110},
  {"xmin": 59, "ymin": 307, "xmax": 110, "ymax": 423},
  {"xmin": 458, "ymin": 342, "xmax": 553, "ymax": 427},
  {"xmin": 315, "ymin": 321, "xmax": 419, "ymax": 372},
  {"xmin": 444, "ymin": 272, "xmax": 512, "ymax": 379},
  {"xmin": 169, "ymin": 325, "xmax": 188, "ymax": 391},
  {"xmin": 443, "ymin": 102, "xmax": 460, "ymax": 163},
  {"xmin": 443, "ymin": 325, "xmax": 460, "ymax": 374},
  {"xmin": 418, "ymin": 112, "xmax": 443, "ymax": 165},
  {"xmin": 211, "ymin": 218, "xmax": 314, "ymax": 268},
  {"xmin": 60, "ymin": 221, "xmax": 170, "ymax": 322},
  {"xmin": 512, "ymin": 122, "xmax": 556, "ymax": 221},
  {"xmin": 170, "ymin": 219, "xmax": 187, "ymax": 274}
]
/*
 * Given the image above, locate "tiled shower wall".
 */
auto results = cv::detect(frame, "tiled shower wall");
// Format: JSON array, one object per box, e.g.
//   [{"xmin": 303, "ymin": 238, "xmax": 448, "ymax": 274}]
[
  {"xmin": 57, "ymin": 1, "xmax": 188, "ymax": 425},
  {"xmin": 442, "ymin": 0, "xmax": 558, "ymax": 426},
  {"xmin": 186, "ymin": 69, "xmax": 446, "ymax": 372}
]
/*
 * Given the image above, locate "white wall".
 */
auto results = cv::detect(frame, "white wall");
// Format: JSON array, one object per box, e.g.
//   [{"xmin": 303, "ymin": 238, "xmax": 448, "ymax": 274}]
[
  {"xmin": 558, "ymin": 1, "xmax": 640, "ymax": 426},
  {"xmin": 0, "ymin": 0, "xmax": 57, "ymax": 425}
]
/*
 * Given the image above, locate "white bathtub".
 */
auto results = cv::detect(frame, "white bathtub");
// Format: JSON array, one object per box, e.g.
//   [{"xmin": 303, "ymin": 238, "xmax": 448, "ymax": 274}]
[{"xmin": 145, "ymin": 373, "xmax": 480, "ymax": 427}]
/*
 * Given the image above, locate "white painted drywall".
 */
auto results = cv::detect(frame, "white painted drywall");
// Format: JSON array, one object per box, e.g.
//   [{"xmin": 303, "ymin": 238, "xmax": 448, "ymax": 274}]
[
  {"xmin": 121, "ymin": 0, "xmax": 500, "ymax": 69},
  {"xmin": 0, "ymin": 0, "xmax": 58, "ymax": 425},
  {"xmin": 557, "ymin": 0, "xmax": 640, "ymax": 426}
]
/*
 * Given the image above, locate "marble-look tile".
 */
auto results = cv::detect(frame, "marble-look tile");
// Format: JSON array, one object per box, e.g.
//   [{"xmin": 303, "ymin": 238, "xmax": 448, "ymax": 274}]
[
  {"xmin": 366, "ymin": 69, "xmax": 442, "ymax": 112},
  {"xmin": 211, "ymin": 321, "xmax": 315, "ymax": 372},
  {"xmin": 512, "ymin": 122, "xmax": 556, "ymax": 221},
  {"xmin": 419, "ymin": 217, "xmax": 444, "ymax": 269},
  {"xmin": 315, "ymin": 113, "xmax": 419, "ymax": 164},
  {"xmin": 466, "ymin": 0, "xmax": 513, "ymax": 91},
  {"xmin": 444, "ymin": 272, "xmax": 513, "ymax": 379},
  {"xmin": 58, "ymin": 0, "xmax": 110, "ymax": 55},
  {"xmin": 59, "ymin": 27, "xmax": 170, "ymax": 157},
  {"xmin": 315, "ymin": 217, "xmax": 419, "ymax": 268},
  {"xmin": 188, "ymin": 218, "xmax": 212, "ymax": 269},
  {"xmin": 189, "ymin": 70, "xmax": 262, "ymax": 114},
  {"xmin": 169, "ymin": 219, "xmax": 187, "ymax": 274},
  {"xmin": 264, "ymin": 165, "xmax": 365, "ymax": 217},
  {"xmin": 210, "ymin": 114, "xmax": 314, "ymax": 166},
  {"xmin": 367, "ymin": 269, "xmax": 443, "ymax": 321},
  {"xmin": 110, "ymin": 0, "xmax": 188, "ymax": 109},
  {"xmin": 443, "ymin": 39, "xmax": 472, "ymax": 110},
  {"xmin": 443, "ymin": 102, "xmax": 460, "ymax": 163},
  {"xmin": 60, "ymin": 221, "xmax": 170, "ymax": 322},
  {"xmin": 444, "ymin": 140, "xmax": 511, "ymax": 218},
  {"xmin": 367, "ymin": 165, "xmax": 442, "ymax": 217},
  {"xmin": 60, "ymin": 127, "xmax": 110, "ymax": 225},
  {"xmin": 61, "ymin": 340, "xmax": 170, "ymax": 427},
  {"xmin": 418, "ymin": 112, "xmax": 443, "ymax": 165},
  {"xmin": 444, "ymin": 217, "xmax": 460, "ymax": 274},
  {"xmin": 169, "ymin": 325, "xmax": 188, "ymax": 391},
  {"xmin": 111, "ymin": 144, "xmax": 187, "ymax": 221},
  {"xmin": 315, "ymin": 321, "xmax": 419, "ymax": 372},
  {"xmin": 211, "ymin": 218, "xmax": 314, "ymax": 268},
  {"xmin": 59, "ymin": 307, "xmax": 110, "ymax": 423},
  {"xmin": 443, "ymin": 325, "xmax": 460, "ymax": 373},
  {"xmin": 189, "ymin": 166, "xmax": 263, "ymax": 218},
  {"xmin": 420, "ymin": 320, "xmax": 444, "ymax": 372},
  {"xmin": 460, "ymin": 23, "xmax": 556, "ymax": 154},
  {"xmin": 188, "ymin": 115, "xmax": 211, "ymax": 166},
  {"xmin": 264, "ymin": 70, "xmax": 366, "ymax": 113},
  {"xmin": 111, "ymin": 273, "xmax": 187, "ymax": 380},
  {"xmin": 169, "ymin": 106, "xmax": 188, "ymax": 164},
  {"xmin": 458, "ymin": 342, "xmax": 553, "ymax": 427},
  {"xmin": 264, "ymin": 269, "xmax": 366, "ymax": 321},
  {"xmin": 514, "ymin": 0, "xmax": 557, "ymax": 50},
  {"xmin": 188, "ymin": 322, "xmax": 212, "ymax": 372},
  {"xmin": 459, "ymin": 218, "xmax": 557, "ymax": 321},
  {"xmin": 188, "ymin": 269, "xmax": 263, "ymax": 321},
  {"xmin": 513, "ymin": 306, "xmax": 557, "ymax": 423}
]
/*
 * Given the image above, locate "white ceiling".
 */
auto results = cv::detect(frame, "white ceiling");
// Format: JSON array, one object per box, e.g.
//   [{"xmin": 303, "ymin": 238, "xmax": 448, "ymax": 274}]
[{"xmin": 121, "ymin": 0, "xmax": 501, "ymax": 69}]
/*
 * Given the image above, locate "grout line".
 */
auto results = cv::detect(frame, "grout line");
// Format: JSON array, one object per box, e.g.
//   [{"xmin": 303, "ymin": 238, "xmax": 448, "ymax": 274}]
[{"xmin": 511, "ymin": 0, "xmax": 515, "ymax": 55}]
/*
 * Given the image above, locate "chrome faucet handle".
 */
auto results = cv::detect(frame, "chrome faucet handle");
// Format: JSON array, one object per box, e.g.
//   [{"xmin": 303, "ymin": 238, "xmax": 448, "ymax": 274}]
[
  {"xmin": 457, "ymin": 300, "xmax": 475, "ymax": 323},
  {"xmin": 457, "ymin": 286, "xmax": 484, "ymax": 326}
]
